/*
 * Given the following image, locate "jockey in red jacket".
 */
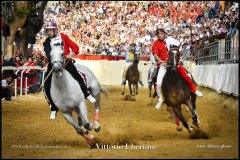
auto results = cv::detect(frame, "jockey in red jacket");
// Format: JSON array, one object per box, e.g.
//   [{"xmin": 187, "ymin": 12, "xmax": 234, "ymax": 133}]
[
  {"xmin": 152, "ymin": 28, "xmax": 203, "ymax": 110},
  {"xmin": 43, "ymin": 21, "xmax": 96, "ymax": 120}
]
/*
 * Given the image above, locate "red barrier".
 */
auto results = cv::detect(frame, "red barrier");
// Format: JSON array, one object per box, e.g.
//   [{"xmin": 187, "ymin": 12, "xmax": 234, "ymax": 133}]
[{"xmin": 74, "ymin": 54, "xmax": 149, "ymax": 61}]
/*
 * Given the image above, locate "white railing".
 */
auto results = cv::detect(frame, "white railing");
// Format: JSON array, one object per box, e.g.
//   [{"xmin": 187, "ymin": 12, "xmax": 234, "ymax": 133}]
[
  {"xmin": 2, "ymin": 59, "xmax": 238, "ymax": 98},
  {"xmin": 2, "ymin": 66, "xmax": 47, "ymax": 97}
]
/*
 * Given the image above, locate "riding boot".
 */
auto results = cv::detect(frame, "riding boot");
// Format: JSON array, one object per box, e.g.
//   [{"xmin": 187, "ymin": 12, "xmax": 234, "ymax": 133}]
[{"xmin": 65, "ymin": 60, "xmax": 96, "ymax": 103}]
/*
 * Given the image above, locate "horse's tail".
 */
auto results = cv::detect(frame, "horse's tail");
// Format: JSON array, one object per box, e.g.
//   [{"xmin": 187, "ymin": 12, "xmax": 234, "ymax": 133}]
[{"xmin": 100, "ymin": 86, "xmax": 109, "ymax": 98}]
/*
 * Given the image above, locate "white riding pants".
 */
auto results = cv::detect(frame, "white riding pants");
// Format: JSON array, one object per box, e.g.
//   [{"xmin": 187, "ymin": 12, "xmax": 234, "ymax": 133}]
[{"xmin": 156, "ymin": 65, "xmax": 167, "ymax": 99}]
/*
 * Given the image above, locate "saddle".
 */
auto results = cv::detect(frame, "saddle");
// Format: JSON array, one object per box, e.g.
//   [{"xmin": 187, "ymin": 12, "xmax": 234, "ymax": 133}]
[{"xmin": 77, "ymin": 70, "xmax": 88, "ymax": 88}]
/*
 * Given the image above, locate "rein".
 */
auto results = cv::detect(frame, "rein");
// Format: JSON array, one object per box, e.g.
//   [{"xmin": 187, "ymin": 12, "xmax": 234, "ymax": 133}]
[{"xmin": 35, "ymin": 58, "xmax": 73, "ymax": 95}]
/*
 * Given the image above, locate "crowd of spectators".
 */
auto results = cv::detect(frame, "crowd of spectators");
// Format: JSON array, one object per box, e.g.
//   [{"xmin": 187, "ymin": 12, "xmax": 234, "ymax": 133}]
[
  {"xmin": 34, "ymin": 1, "xmax": 238, "ymax": 59},
  {"xmin": 1, "ymin": 49, "xmax": 46, "ymax": 96}
]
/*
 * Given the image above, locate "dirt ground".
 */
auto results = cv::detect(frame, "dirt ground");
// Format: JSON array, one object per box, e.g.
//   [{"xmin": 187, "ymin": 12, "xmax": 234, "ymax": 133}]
[{"xmin": 2, "ymin": 86, "xmax": 239, "ymax": 159}]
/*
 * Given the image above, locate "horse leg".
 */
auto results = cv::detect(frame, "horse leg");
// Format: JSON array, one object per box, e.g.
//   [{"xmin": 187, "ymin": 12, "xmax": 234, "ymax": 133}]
[
  {"xmin": 93, "ymin": 95, "xmax": 101, "ymax": 132},
  {"xmin": 169, "ymin": 107, "xmax": 182, "ymax": 131},
  {"xmin": 171, "ymin": 106, "xmax": 192, "ymax": 133},
  {"xmin": 89, "ymin": 87, "xmax": 101, "ymax": 132},
  {"xmin": 132, "ymin": 84, "xmax": 135, "ymax": 96},
  {"xmin": 121, "ymin": 83, "xmax": 126, "ymax": 95},
  {"xmin": 132, "ymin": 84, "xmax": 136, "ymax": 96},
  {"xmin": 191, "ymin": 93, "xmax": 199, "ymax": 126},
  {"xmin": 129, "ymin": 83, "xmax": 132, "ymax": 96},
  {"xmin": 185, "ymin": 98, "xmax": 200, "ymax": 128},
  {"xmin": 149, "ymin": 85, "xmax": 152, "ymax": 97},
  {"xmin": 136, "ymin": 84, "xmax": 138, "ymax": 95},
  {"xmin": 62, "ymin": 112, "xmax": 93, "ymax": 141},
  {"xmin": 78, "ymin": 101, "xmax": 92, "ymax": 131},
  {"xmin": 190, "ymin": 92, "xmax": 197, "ymax": 110}
]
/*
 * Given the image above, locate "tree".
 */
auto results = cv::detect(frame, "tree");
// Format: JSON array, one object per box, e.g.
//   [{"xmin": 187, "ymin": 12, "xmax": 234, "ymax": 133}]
[{"xmin": 1, "ymin": 1, "xmax": 48, "ymax": 58}]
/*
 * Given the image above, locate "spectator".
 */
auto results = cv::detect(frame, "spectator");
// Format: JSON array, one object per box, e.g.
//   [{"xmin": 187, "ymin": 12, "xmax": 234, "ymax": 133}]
[
  {"xmin": 15, "ymin": 48, "xmax": 24, "ymax": 60},
  {"xmin": 1, "ymin": 74, "xmax": 14, "ymax": 101},
  {"xmin": 2, "ymin": 55, "xmax": 18, "ymax": 79},
  {"xmin": 228, "ymin": 21, "xmax": 237, "ymax": 37},
  {"xmin": 15, "ymin": 56, "xmax": 22, "ymax": 66}
]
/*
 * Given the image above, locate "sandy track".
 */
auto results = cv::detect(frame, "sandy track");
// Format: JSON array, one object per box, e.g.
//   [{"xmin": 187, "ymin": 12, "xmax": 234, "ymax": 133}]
[{"xmin": 2, "ymin": 86, "xmax": 238, "ymax": 159}]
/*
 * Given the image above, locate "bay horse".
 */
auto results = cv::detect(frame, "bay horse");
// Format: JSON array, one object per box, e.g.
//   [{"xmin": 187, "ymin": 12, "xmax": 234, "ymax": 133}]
[
  {"xmin": 122, "ymin": 59, "xmax": 140, "ymax": 96},
  {"xmin": 154, "ymin": 48, "xmax": 200, "ymax": 133},
  {"xmin": 49, "ymin": 39, "xmax": 94, "ymax": 141}
]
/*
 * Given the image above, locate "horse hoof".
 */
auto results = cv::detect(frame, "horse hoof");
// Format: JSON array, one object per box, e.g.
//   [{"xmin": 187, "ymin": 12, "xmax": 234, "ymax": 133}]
[
  {"xmin": 94, "ymin": 126, "xmax": 101, "ymax": 132},
  {"xmin": 122, "ymin": 92, "xmax": 124, "ymax": 95},
  {"xmin": 83, "ymin": 134, "xmax": 94, "ymax": 141},
  {"xmin": 84, "ymin": 123, "xmax": 93, "ymax": 131},
  {"xmin": 80, "ymin": 126, "xmax": 88, "ymax": 133},
  {"xmin": 176, "ymin": 125, "xmax": 182, "ymax": 132},
  {"xmin": 94, "ymin": 121, "xmax": 101, "ymax": 132},
  {"xmin": 188, "ymin": 127, "xmax": 193, "ymax": 133},
  {"xmin": 192, "ymin": 120, "xmax": 200, "ymax": 127}
]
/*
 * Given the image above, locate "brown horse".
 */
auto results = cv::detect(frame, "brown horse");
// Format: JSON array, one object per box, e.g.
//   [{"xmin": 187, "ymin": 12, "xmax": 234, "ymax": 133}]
[
  {"xmin": 161, "ymin": 48, "xmax": 200, "ymax": 133},
  {"xmin": 122, "ymin": 59, "xmax": 140, "ymax": 96}
]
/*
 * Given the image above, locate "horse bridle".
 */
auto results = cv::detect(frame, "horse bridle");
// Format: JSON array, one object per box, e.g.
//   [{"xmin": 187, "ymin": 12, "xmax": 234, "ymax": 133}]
[
  {"xmin": 167, "ymin": 48, "xmax": 179, "ymax": 69},
  {"xmin": 51, "ymin": 42, "xmax": 67, "ymax": 71},
  {"xmin": 52, "ymin": 60, "xmax": 64, "ymax": 70}
]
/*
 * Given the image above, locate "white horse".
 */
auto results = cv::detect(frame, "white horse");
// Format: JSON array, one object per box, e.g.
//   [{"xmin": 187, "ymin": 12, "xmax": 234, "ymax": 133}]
[
  {"xmin": 50, "ymin": 39, "xmax": 94, "ymax": 141},
  {"xmin": 75, "ymin": 63, "xmax": 108, "ymax": 132}
]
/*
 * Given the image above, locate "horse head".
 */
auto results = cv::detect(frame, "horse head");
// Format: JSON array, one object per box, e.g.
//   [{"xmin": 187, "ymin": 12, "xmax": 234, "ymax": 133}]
[
  {"xmin": 50, "ymin": 38, "xmax": 65, "ymax": 78},
  {"xmin": 133, "ymin": 58, "xmax": 139, "ymax": 64},
  {"xmin": 167, "ymin": 47, "xmax": 181, "ymax": 70}
]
